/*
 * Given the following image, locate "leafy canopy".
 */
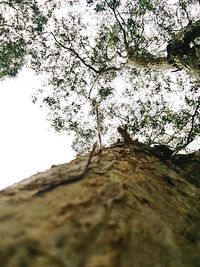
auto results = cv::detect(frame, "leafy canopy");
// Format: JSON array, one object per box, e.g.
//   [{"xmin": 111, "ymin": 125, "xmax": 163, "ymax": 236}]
[
  {"xmin": 1, "ymin": 0, "xmax": 200, "ymax": 153},
  {"xmin": 0, "ymin": 0, "xmax": 55, "ymax": 77}
]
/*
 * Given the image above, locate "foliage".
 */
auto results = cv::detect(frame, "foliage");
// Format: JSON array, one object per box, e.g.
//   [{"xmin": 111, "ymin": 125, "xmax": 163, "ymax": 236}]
[
  {"xmin": 0, "ymin": 0, "xmax": 55, "ymax": 78},
  {"xmin": 1, "ymin": 0, "xmax": 200, "ymax": 153}
]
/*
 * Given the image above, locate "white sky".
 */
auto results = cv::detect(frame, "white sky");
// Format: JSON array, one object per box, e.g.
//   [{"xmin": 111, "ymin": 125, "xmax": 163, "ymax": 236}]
[{"xmin": 0, "ymin": 68, "xmax": 75, "ymax": 190}]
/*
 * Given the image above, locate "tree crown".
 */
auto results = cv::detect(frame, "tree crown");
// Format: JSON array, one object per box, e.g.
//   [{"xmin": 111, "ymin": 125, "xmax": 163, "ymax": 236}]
[{"xmin": 1, "ymin": 0, "xmax": 200, "ymax": 153}]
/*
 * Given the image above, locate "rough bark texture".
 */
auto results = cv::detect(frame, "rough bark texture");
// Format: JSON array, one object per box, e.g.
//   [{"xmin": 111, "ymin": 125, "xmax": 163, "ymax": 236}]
[
  {"xmin": 0, "ymin": 142, "xmax": 200, "ymax": 267},
  {"xmin": 167, "ymin": 20, "xmax": 200, "ymax": 77}
]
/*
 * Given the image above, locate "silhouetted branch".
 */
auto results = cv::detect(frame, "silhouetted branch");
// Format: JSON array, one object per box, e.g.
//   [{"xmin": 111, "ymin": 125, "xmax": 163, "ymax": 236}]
[
  {"xmin": 186, "ymin": 96, "xmax": 200, "ymax": 144},
  {"xmin": 51, "ymin": 32, "xmax": 121, "ymax": 74}
]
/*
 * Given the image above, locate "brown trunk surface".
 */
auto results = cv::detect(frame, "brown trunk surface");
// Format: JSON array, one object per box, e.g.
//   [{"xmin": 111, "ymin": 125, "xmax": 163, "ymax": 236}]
[{"xmin": 0, "ymin": 142, "xmax": 200, "ymax": 267}]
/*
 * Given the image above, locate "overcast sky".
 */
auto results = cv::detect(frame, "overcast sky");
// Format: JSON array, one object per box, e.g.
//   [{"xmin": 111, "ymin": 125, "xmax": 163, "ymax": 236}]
[{"xmin": 0, "ymin": 68, "xmax": 75, "ymax": 190}]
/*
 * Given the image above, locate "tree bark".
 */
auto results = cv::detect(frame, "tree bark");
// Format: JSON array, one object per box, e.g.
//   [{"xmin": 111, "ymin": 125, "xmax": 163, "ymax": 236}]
[
  {"xmin": 128, "ymin": 53, "xmax": 170, "ymax": 70},
  {"xmin": 128, "ymin": 20, "xmax": 200, "ymax": 77},
  {"xmin": 166, "ymin": 20, "xmax": 200, "ymax": 77},
  {"xmin": 0, "ymin": 141, "xmax": 200, "ymax": 267}
]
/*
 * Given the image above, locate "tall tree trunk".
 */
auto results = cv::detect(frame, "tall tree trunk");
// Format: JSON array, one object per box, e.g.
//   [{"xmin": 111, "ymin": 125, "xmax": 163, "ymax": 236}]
[{"xmin": 0, "ymin": 141, "xmax": 200, "ymax": 267}]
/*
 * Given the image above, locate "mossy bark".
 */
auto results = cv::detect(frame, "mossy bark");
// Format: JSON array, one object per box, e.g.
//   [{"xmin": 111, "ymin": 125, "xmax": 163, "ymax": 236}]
[{"xmin": 0, "ymin": 142, "xmax": 200, "ymax": 267}]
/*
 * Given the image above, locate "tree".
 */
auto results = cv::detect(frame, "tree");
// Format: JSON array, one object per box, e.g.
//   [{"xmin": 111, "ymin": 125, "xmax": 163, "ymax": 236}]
[
  {"xmin": 1, "ymin": 2, "xmax": 200, "ymax": 265},
  {"xmin": 26, "ymin": 0, "xmax": 200, "ymax": 154},
  {"xmin": 1, "ymin": 0, "xmax": 200, "ymax": 154},
  {"xmin": 0, "ymin": 140, "xmax": 200, "ymax": 266},
  {"xmin": 0, "ymin": 0, "xmax": 55, "ymax": 78}
]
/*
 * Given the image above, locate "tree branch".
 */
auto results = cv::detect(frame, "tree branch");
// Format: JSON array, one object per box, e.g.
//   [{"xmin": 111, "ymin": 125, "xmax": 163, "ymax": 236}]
[
  {"xmin": 51, "ymin": 32, "xmax": 121, "ymax": 74},
  {"xmin": 173, "ymin": 97, "xmax": 200, "ymax": 154},
  {"xmin": 51, "ymin": 32, "xmax": 99, "ymax": 73},
  {"xmin": 186, "ymin": 96, "xmax": 200, "ymax": 144},
  {"xmin": 105, "ymin": 0, "xmax": 129, "ymax": 49}
]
